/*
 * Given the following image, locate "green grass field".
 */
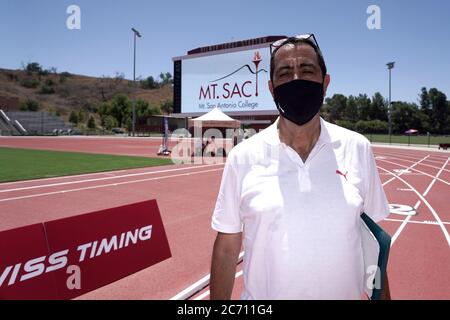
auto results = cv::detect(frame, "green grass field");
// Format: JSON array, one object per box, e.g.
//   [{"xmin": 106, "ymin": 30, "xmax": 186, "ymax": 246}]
[
  {"xmin": 363, "ymin": 134, "xmax": 450, "ymax": 145},
  {"xmin": 0, "ymin": 147, "xmax": 174, "ymax": 183}
]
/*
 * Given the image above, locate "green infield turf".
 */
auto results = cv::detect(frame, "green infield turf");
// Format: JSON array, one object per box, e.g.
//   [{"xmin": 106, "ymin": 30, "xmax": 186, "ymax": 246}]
[
  {"xmin": 364, "ymin": 134, "xmax": 450, "ymax": 145},
  {"xmin": 0, "ymin": 147, "xmax": 174, "ymax": 183}
]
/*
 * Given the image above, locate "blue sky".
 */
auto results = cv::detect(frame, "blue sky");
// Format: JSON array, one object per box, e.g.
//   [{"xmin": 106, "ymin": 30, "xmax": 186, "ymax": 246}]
[{"xmin": 0, "ymin": 0, "xmax": 449, "ymax": 103}]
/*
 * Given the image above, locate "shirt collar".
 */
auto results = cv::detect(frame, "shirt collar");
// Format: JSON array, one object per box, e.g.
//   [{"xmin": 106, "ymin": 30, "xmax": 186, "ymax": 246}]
[{"xmin": 262, "ymin": 116, "xmax": 339, "ymax": 146}]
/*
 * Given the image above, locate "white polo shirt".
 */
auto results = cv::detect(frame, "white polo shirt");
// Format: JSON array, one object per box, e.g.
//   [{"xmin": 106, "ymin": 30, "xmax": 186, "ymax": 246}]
[{"xmin": 211, "ymin": 117, "xmax": 390, "ymax": 300}]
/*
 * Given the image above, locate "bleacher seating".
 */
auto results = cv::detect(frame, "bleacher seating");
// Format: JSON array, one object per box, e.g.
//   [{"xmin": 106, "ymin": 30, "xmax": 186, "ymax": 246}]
[
  {"xmin": 5, "ymin": 111, "xmax": 72, "ymax": 135},
  {"xmin": 0, "ymin": 109, "xmax": 19, "ymax": 135},
  {"xmin": 0, "ymin": 118, "xmax": 14, "ymax": 135}
]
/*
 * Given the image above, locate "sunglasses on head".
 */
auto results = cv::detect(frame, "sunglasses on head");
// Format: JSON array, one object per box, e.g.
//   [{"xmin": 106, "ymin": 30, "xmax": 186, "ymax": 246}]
[{"xmin": 270, "ymin": 34, "xmax": 323, "ymax": 58}]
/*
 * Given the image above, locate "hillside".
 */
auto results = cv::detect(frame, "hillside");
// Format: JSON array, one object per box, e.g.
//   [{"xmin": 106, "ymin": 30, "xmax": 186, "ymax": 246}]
[{"xmin": 0, "ymin": 67, "xmax": 173, "ymax": 121}]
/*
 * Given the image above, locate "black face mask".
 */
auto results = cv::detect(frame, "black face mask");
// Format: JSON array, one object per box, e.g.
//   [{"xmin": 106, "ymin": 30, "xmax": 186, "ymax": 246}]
[{"xmin": 273, "ymin": 79, "xmax": 324, "ymax": 126}]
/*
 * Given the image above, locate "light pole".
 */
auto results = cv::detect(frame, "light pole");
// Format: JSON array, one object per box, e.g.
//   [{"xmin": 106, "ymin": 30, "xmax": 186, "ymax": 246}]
[
  {"xmin": 386, "ymin": 62, "xmax": 395, "ymax": 142},
  {"xmin": 131, "ymin": 27, "xmax": 142, "ymax": 137}
]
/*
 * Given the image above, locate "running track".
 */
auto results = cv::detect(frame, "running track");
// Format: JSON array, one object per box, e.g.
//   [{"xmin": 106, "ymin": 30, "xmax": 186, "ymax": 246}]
[{"xmin": 0, "ymin": 136, "xmax": 449, "ymax": 299}]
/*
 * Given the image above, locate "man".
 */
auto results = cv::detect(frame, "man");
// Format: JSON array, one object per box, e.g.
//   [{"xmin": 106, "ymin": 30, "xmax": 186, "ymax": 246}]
[
  {"xmin": 210, "ymin": 34, "xmax": 391, "ymax": 300},
  {"xmin": 205, "ymin": 136, "xmax": 217, "ymax": 157}
]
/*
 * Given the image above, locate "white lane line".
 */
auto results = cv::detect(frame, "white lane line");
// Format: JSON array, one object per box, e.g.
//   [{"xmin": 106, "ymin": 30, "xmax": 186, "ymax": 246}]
[
  {"xmin": 377, "ymin": 158, "xmax": 450, "ymax": 186},
  {"xmin": 0, "ymin": 168, "xmax": 224, "ymax": 203},
  {"xmin": 170, "ymin": 251, "xmax": 244, "ymax": 300},
  {"xmin": 380, "ymin": 155, "xmax": 429, "ymax": 187},
  {"xmin": 380, "ymin": 173, "xmax": 422, "ymax": 176},
  {"xmin": 391, "ymin": 200, "xmax": 421, "ymax": 245},
  {"xmin": 0, "ymin": 165, "xmax": 178, "ymax": 186},
  {"xmin": 374, "ymin": 151, "xmax": 448, "ymax": 165},
  {"xmin": 0, "ymin": 172, "xmax": 110, "ymax": 186},
  {"xmin": 375, "ymin": 153, "xmax": 450, "ymax": 173},
  {"xmin": 423, "ymin": 157, "xmax": 450, "ymax": 197},
  {"xmin": 171, "ymin": 274, "xmax": 211, "ymax": 301},
  {"xmin": 194, "ymin": 270, "xmax": 244, "ymax": 301},
  {"xmin": 381, "ymin": 154, "xmax": 450, "ymax": 246},
  {"xmin": 385, "ymin": 218, "xmax": 450, "ymax": 225},
  {"xmin": 0, "ymin": 163, "xmax": 224, "ymax": 193},
  {"xmin": 374, "ymin": 150, "xmax": 446, "ymax": 164},
  {"xmin": 375, "ymin": 150, "xmax": 449, "ymax": 161},
  {"xmin": 377, "ymin": 165, "xmax": 450, "ymax": 247}
]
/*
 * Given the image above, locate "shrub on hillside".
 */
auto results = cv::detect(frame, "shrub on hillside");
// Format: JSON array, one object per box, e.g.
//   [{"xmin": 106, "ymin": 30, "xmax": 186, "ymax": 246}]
[
  {"xmin": 20, "ymin": 99, "xmax": 39, "ymax": 111},
  {"xmin": 6, "ymin": 72, "xmax": 18, "ymax": 82},
  {"xmin": 45, "ymin": 79, "xmax": 55, "ymax": 86},
  {"xmin": 59, "ymin": 72, "xmax": 72, "ymax": 84},
  {"xmin": 40, "ymin": 85, "xmax": 55, "ymax": 94},
  {"xmin": 20, "ymin": 77, "xmax": 40, "ymax": 89}
]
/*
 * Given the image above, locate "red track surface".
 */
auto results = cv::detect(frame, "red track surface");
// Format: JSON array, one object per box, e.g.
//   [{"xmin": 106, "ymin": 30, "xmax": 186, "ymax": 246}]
[
  {"xmin": 0, "ymin": 136, "xmax": 179, "ymax": 157},
  {"xmin": 0, "ymin": 137, "xmax": 449, "ymax": 299}
]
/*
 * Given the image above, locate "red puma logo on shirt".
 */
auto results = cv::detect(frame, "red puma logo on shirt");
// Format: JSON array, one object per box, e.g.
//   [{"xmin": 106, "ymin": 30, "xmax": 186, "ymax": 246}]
[{"xmin": 336, "ymin": 169, "xmax": 348, "ymax": 181}]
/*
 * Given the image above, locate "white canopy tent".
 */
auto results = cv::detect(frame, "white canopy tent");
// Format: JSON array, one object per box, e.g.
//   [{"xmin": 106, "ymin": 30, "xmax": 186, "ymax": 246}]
[{"xmin": 188, "ymin": 108, "xmax": 241, "ymax": 128}]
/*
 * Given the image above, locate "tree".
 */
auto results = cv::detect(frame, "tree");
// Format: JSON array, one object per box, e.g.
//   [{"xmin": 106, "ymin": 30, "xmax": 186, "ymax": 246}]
[
  {"xmin": 98, "ymin": 102, "xmax": 112, "ymax": 126},
  {"xmin": 114, "ymin": 71, "xmax": 125, "ymax": 82},
  {"xmin": 141, "ymin": 76, "xmax": 159, "ymax": 89},
  {"xmin": 391, "ymin": 102, "xmax": 422, "ymax": 134},
  {"xmin": 368, "ymin": 119, "xmax": 388, "ymax": 133},
  {"xmin": 355, "ymin": 120, "xmax": 369, "ymax": 133},
  {"xmin": 419, "ymin": 87, "xmax": 432, "ymax": 118},
  {"xmin": 319, "ymin": 105, "xmax": 330, "ymax": 121},
  {"xmin": 87, "ymin": 115, "xmax": 96, "ymax": 130},
  {"xmin": 98, "ymin": 102, "xmax": 112, "ymax": 117},
  {"xmin": 69, "ymin": 110, "xmax": 79, "ymax": 125},
  {"xmin": 354, "ymin": 120, "xmax": 388, "ymax": 134},
  {"xmin": 344, "ymin": 95, "xmax": 359, "ymax": 122},
  {"xmin": 428, "ymin": 88, "xmax": 449, "ymax": 134},
  {"xmin": 102, "ymin": 115, "xmax": 118, "ymax": 130},
  {"xmin": 148, "ymin": 104, "xmax": 162, "ymax": 116},
  {"xmin": 110, "ymin": 95, "xmax": 131, "ymax": 127},
  {"xmin": 135, "ymin": 99, "xmax": 161, "ymax": 119},
  {"xmin": 335, "ymin": 119, "xmax": 355, "ymax": 131},
  {"xmin": 325, "ymin": 94, "xmax": 347, "ymax": 121},
  {"xmin": 415, "ymin": 110, "xmax": 431, "ymax": 133},
  {"xmin": 141, "ymin": 72, "xmax": 172, "ymax": 89},
  {"xmin": 159, "ymin": 72, "xmax": 173, "ymax": 85},
  {"xmin": 370, "ymin": 92, "xmax": 388, "ymax": 121},
  {"xmin": 160, "ymin": 99, "xmax": 173, "ymax": 115},
  {"xmin": 356, "ymin": 94, "xmax": 371, "ymax": 121},
  {"xmin": 135, "ymin": 99, "xmax": 150, "ymax": 119},
  {"xmin": 25, "ymin": 62, "xmax": 43, "ymax": 74},
  {"xmin": 78, "ymin": 108, "xmax": 87, "ymax": 123},
  {"xmin": 24, "ymin": 62, "xmax": 49, "ymax": 78}
]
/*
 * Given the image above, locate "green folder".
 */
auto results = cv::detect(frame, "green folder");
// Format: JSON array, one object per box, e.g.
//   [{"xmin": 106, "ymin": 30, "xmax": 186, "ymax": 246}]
[{"xmin": 361, "ymin": 213, "xmax": 391, "ymax": 300}]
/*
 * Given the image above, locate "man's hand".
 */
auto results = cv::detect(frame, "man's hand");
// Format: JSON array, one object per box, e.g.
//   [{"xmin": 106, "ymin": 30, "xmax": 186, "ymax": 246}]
[{"xmin": 210, "ymin": 232, "xmax": 242, "ymax": 300}]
